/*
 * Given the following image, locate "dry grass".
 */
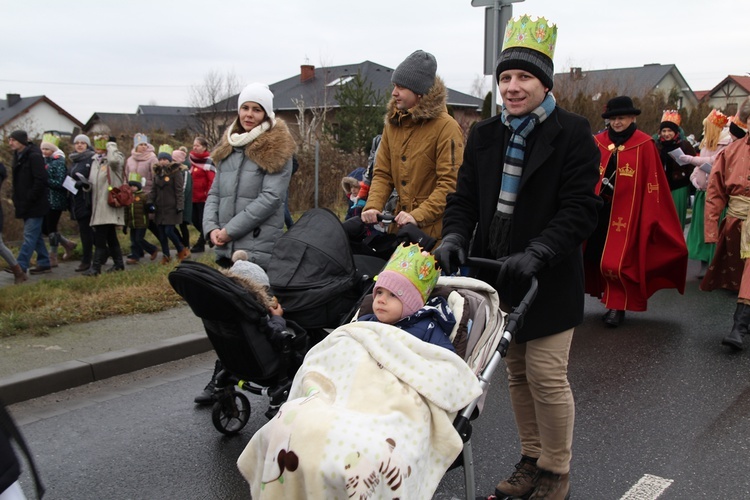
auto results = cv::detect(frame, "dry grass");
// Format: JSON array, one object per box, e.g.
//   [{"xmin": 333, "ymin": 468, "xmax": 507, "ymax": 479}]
[{"xmin": 0, "ymin": 253, "xmax": 217, "ymax": 338}]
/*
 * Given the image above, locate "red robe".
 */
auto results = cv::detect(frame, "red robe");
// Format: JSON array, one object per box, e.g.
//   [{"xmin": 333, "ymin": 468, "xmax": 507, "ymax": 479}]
[{"xmin": 586, "ymin": 129, "xmax": 687, "ymax": 311}]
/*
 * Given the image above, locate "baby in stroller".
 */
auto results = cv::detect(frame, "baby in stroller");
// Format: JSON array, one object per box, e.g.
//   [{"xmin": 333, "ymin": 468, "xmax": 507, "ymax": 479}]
[{"xmin": 237, "ymin": 243, "xmax": 483, "ymax": 499}]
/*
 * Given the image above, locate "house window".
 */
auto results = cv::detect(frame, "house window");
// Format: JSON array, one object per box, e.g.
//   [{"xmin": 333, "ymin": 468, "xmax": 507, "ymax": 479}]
[{"xmin": 327, "ymin": 76, "xmax": 355, "ymax": 87}]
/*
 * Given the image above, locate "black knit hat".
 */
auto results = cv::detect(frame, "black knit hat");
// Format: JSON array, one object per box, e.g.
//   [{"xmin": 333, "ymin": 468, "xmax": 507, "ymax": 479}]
[
  {"xmin": 9, "ymin": 130, "xmax": 28, "ymax": 144},
  {"xmin": 496, "ymin": 47, "xmax": 554, "ymax": 90},
  {"xmin": 601, "ymin": 96, "xmax": 641, "ymax": 119},
  {"xmin": 392, "ymin": 50, "xmax": 437, "ymax": 95}
]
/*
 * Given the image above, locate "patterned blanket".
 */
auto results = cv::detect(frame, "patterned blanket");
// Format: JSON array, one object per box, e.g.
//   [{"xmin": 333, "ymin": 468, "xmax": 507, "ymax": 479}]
[{"xmin": 237, "ymin": 320, "xmax": 483, "ymax": 499}]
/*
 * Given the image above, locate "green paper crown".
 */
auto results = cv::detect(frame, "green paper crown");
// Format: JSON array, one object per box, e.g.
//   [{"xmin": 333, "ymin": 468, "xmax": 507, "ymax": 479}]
[
  {"xmin": 93, "ymin": 134, "xmax": 108, "ymax": 150},
  {"xmin": 158, "ymin": 144, "xmax": 174, "ymax": 155},
  {"xmin": 379, "ymin": 243, "xmax": 439, "ymax": 303},
  {"xmin": 502, "ymin": 14, "xmax": 557, "ymax": 61},
  {"xmin": 42, "ymin": 133, "xmax": 60, "ymax": 147}
]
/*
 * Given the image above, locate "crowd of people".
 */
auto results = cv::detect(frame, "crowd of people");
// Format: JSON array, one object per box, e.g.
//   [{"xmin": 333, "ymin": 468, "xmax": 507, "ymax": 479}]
[
  {"xmin": 0, "ymin": 129, "xmax": 226, "ymax": 279},
  {"xmin": 4, "ymin": 11, "xmax": 750, "ymax": 499}
]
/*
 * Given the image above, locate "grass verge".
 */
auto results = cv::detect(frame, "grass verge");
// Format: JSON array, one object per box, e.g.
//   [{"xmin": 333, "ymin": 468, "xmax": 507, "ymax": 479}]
[{"xmin": 0, "ymin": 253, "xmax": 217, "ymax": 338}]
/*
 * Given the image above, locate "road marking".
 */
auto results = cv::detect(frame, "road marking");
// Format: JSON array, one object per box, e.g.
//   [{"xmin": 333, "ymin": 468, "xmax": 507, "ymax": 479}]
[{"xmin": 620, "ymin": 474, "xmax": 674, "ymax": 499}]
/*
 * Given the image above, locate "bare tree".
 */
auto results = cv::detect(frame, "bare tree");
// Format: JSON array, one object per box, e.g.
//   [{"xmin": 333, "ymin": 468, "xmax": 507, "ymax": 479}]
[
  {"xmin": 189, "ymin": 69, "xmax": 241, "ymax": 147},
  {"xmin": 470, "ymin": 74, "xmax": 490, "ymax": 98}
]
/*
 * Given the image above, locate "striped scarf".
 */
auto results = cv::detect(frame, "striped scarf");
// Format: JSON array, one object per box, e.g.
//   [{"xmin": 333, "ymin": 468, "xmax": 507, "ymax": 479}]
[{"xmin": 488, "ymin": 92, "xmax": 556, "ymax": 258}]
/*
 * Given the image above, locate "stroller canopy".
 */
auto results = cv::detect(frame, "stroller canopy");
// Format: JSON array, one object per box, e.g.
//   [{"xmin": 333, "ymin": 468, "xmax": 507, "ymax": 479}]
[{"xmin": 268, "ymin": 208, "xmax": 358, "ymax": 313}]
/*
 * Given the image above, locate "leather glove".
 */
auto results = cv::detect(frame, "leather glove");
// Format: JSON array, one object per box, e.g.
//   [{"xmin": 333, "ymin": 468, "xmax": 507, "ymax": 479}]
[
  {"xmin": 497, "ymin": 242, "xmax": 555, "ymax": 285},
  {"xmin": 433, "ymin": 233, "xmax": 467, "ymax": 275},
  {"xmin": 397, "ymin": 223, "xmax": 437, "ymax": 251}
]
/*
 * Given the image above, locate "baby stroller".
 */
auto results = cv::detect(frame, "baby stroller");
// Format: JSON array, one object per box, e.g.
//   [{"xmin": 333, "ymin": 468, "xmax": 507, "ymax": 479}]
[
  {"xmin": 236, "ymin": 253, "xmax": 537, "ymax": 499},
  {"xmin": 168, "ymin": 261, "xmax": 308, "ymax": 435}
]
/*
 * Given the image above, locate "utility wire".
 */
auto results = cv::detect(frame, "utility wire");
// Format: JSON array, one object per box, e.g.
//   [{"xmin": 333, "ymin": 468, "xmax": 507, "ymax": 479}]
[{"xmin": 0, "ymin": 79, "xmax": 188, "ymax": 88}]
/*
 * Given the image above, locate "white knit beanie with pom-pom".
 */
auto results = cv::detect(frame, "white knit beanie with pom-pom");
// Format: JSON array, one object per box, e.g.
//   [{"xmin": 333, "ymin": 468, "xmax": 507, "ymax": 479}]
[{"xmin": 229, "ymin": 250, "xmax": 269, "ymax": 287}]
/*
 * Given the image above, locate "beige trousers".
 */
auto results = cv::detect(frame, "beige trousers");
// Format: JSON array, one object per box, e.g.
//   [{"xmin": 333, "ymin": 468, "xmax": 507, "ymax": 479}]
[{"xmin": 504, "ymin": 328, "xmax": 575, "ymax": 474}]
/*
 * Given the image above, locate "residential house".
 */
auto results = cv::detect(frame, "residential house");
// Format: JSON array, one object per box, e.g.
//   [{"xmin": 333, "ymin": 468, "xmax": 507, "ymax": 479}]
[
  {"xmin": 210, "ymin": 61, "xmax": 484, "ymax": 142},
  {"xmin": 0, "ymin": 93, "xmax": 84, "ymax": 138},
  {"xmin": 553, "ymin": 63, "xmax": 699, "ymax": 110},
  {"xmin": 697, "ymin": 75, "xmax": 750, "ymax": 116},
  {"xmin": 83, "ymin": 104, "xmax": 198, "ymax": 139}
]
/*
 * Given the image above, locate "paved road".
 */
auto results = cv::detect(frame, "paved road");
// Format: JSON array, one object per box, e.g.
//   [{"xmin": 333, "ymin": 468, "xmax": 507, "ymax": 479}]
[{"xmin": 6, "ymin": 261, "xmax": 750, "ymax": 499}]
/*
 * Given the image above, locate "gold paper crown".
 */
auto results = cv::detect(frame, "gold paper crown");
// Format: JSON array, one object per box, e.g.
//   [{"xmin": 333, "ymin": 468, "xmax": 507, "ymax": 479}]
[
  {"xmin": 378, "ymin": 243, "xmax": 439, "ymax": 303},
  {"xmin": 660, "ymin": 110, "xmax": 681, "ymax": 126},
  {"xmin": 93, "ymin": 134, "xmax": 108, "ymax": 150},
  {"xmin": 707, "ymin": 109, "xmax": 729, "ymax": 128},
  {"xmin": 158, "ymin": 144, "xmax": 174, "ymax": 155},
  {"xmin": 730, "ymin": 114, "xmax": 748, "ymax": 131},
  {"xmin": 42, "ymin": 133, "xmax": 60, "ymax": 147},
  {"xmin": 502, "ymin": 15, "xmax": 557, "ymax": 60}
]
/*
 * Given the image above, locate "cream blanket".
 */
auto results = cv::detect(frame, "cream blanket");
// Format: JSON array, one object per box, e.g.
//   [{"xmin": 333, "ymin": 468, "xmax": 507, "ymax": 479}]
[{"xmin": 237, "ymin": 321, "xmax": 482, "ymax": 499}]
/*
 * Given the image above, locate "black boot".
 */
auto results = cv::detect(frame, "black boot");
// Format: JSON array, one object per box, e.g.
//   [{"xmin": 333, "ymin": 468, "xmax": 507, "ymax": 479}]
[
  {"xmin": 106, "ymin": 245, "xmax": 125, "ymax": 273},
  {"xmin": 194, "ymin": 359, "xmax": 222, "ymax": 405},
  {"xmin": 722, "ymin": 303, "xmax": 750, "ymax": 350},
  {"xmin": 83, "ymin": 247, "xmax": 106, "ymax": 276}
]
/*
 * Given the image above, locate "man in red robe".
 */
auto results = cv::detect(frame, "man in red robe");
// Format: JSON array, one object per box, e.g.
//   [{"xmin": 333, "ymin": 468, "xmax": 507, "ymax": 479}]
[{"xmin": 584, "ymin": 96, "xmax": 687, "ymax": 326}]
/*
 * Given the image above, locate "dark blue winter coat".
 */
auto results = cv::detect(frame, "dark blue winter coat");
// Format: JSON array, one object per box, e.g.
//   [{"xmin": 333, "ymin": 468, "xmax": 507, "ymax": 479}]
[{"xmin": 358, "ymin": 296, "xmax": 456, "ymax": 352}]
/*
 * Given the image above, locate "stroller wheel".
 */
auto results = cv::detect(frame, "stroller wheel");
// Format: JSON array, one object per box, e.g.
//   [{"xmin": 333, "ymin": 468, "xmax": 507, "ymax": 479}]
[{"xmin": 211, "ymin": 391, "xmax": 251, "ymax": 435}]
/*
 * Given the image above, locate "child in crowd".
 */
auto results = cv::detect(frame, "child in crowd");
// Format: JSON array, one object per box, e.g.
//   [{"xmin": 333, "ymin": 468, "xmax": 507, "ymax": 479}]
[
  {"xmin": 149, "ymin": 146, "xmax": 189, "ymax": 264},
  {"xmin": 357, "ymin": 242, "xmax": 456, "ymax": 352},
  {"xmin": 195, "ymin": 250, "xmax": 307, "ymax": 412},
  {"xmin": 172, "ymin": 147, "xmax": 193, "ymax": 251},
  {"xmin": 124, "ymin": 171, "xmax": 152, "ymax": 265}
]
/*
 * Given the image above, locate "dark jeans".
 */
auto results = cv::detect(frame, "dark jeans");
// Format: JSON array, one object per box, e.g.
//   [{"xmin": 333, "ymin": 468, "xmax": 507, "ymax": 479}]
[
  {"xmin": 76, "ymin": 214, "xmax": 94, "ymax": 265},
  {"xmin": 129, "ymin": 228, "xmax": 157, "ymax": 259},
  {"xmin": 191, "ymin": 202, "xmax": 206, "ymax": 244},
  {"xmin": 158, "ymin": 225, "xmax": 184, "ymax": 257},
  {"xmin": 92, "ymin": 224, "xmax": 121, "ymax": 259},
  {"xmin": 43, "ymin": 210, "xmax": 63, "ymax": 236},
  {"xmin": 178, "ymin": 222, "xmax": 190, "ymax": 248}
]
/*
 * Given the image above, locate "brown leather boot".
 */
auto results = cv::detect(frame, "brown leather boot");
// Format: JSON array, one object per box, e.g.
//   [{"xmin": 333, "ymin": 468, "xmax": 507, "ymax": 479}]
[
  {"xmin": 495, "ymin": 455, "xmax": 538, "ymax": 499},
  {"xmin": 529, "ymin": 468, "xmax": 570, "ymax": 500},
  {"xmin": 177, "ymin": 248, "xmax": 191, "ymax": 261},
  {"xmin": 11, "ymin": 264, "xmax": 27, "ymax": 284}
]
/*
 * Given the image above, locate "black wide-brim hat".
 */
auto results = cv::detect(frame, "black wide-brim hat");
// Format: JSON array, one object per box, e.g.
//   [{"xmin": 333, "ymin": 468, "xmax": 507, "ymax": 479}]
[{"xmin": 602, "ymin": 96, "xmax": 641, "ymax": 119}]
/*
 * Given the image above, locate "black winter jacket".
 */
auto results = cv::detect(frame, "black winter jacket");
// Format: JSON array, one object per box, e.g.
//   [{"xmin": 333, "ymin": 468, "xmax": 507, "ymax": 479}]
[
  {"xmin": 442, "ymin": 106, "xmax": 602, "ymax": 342},
  {"xmin": 11, "ymin": 143, "xmax": 49, "ymax": 219}
]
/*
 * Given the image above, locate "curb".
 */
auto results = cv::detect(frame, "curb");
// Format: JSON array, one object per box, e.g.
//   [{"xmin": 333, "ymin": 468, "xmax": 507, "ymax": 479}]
[{"xmin": 0, "ymin": 333, "xmax": 212, "ymax": 405}]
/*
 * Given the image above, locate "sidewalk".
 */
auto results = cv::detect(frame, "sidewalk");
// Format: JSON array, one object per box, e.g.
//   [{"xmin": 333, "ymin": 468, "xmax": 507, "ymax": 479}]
[{"xmin": 0, "ymin": 255, "xmax": 212, "ymax": 404}]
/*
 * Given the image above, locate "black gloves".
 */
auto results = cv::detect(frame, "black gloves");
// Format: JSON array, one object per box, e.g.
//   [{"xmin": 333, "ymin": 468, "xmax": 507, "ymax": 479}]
[
  {"xmin": 147, "ymin": 203, "xmax": 156, "ymax": 213},
  {"xmin": 497, "ymin": 242, "xmax": 555, "ymax": 285},
  {"xmin": 75, "ymin": 179, "xmax": 91, "ymax": 190},
  {"xmin": 433, "ymin": 233, "xmax": 467, "ymax": 275},
  {"xmin": 397, "ymin": 223, "xmax": 437, "ymax": 251}
]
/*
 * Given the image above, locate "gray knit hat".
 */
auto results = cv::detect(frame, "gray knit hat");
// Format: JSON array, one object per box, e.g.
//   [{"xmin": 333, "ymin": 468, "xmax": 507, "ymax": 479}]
[
  {"xmin": 230, "ymin": 250, "xmax": 269, "ymax": 287},
  {"xmin": 73, "ymin": 134, "xmax": 91, "ymax": 147},
  {"xmin": 496, "ymin": 47, "xmax": 554, "ymax": 90},
  {"xmin": 391, "ymin": 50, "xmax": 437, "ymax": 95}
]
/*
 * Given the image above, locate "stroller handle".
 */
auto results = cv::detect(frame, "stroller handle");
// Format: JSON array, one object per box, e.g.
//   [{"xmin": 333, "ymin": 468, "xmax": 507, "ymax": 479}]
[{"xmin": 463, "ymin": 257, "xmax": 539, "ymax": 358}]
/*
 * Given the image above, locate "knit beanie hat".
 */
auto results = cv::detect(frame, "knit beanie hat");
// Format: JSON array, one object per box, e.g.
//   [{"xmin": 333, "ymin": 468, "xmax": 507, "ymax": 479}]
[
  {"xmin": 9, "ymin": 130, "xmax": 28, "ymax": 144},
  {"xmin": 496, "ymin": 15, "xmax": 557, "ymax": 90},
  {"xmin": 157, "ymin": 152, "xmax": 172, "ymax": 161},
  {"xmin": 391, "ymin": 50, "xmax": 437, "ymax": 96},
  {"xmin": 40, "ymin": 141, "xmax": 58, "ymax": 152},
  {"xmin": 237, "ymin": 82, "xmax": 275, "ymax": 123},
  {"xmin": 171, "ymin": 149, "xmax": 187, "ymax": 163},
  {"xmin": 73, "ymin": 134, "xmax": 91, "ymax": 147},
  {"xmin": 374, "ymin": 243, "xmax": 439, "ymax": 319},
  {"xmin": 133, "ymin": 133, "xmax": 149, "ymax": 148},
  {"xmin": 230, "ymin": 249, "xmax": 270, "ymax": 287}
]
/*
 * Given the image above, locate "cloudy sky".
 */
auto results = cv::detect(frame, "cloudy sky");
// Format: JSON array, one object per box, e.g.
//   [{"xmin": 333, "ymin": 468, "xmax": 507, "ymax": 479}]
[{"xmin": 2, "ymin": 0, "xmax": 747, "ymax": 123}]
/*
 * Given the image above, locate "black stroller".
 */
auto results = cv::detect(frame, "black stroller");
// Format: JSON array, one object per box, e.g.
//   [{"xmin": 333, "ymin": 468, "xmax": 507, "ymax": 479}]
[
  {"xmin": 168, "ymin": 261, "xmax": 307, "ymax": 434},
  {"xmin": 168, "ymin": 208, "xmax": 433, "ymax": 434}
]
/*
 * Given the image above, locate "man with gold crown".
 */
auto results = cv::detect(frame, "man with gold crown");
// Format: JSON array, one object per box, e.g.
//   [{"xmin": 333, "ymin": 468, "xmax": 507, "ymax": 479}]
[
  {"xmin": 584, "ymin": 97, "xmax": 687, "ymax": 329},
  {"xmin": 435, "ymin": 15, "xmax": 600, "ymax": 500}
]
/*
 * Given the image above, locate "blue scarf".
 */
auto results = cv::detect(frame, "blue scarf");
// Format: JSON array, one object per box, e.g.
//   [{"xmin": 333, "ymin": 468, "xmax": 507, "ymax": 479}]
[{"xmin": 488, "ymin": 92, "xmax": 556, "ymax": 258}]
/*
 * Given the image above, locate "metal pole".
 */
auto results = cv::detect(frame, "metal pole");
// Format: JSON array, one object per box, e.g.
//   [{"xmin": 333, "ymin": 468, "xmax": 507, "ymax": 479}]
[
  {"xmin": 314, "ymin": 140, "xmax": 320, "ymax": 208},
  {"xmin": 491, "ymin": 0, "xmax": 500, "ymax": 117}
]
